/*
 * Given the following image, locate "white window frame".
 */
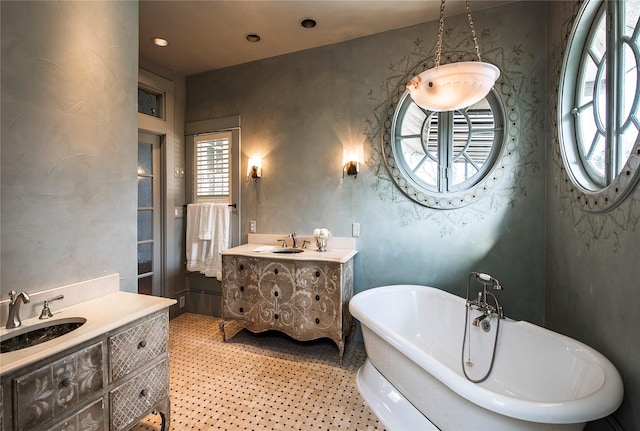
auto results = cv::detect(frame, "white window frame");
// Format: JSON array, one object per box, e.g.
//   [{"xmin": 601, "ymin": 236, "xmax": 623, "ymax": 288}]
[{"xmin": 186, "ymin": 116, "xmax": 241, "ymax": 247}]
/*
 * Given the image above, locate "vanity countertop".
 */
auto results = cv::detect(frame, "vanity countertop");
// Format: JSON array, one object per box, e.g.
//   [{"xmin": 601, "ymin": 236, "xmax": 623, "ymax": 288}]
[
  {"xmin": 222, "ymin": 243, "xmax": 358, "ymax": 263},
  {"xmin": 1, "ymin": 291, "xmax": 175, "ymax": 375}
]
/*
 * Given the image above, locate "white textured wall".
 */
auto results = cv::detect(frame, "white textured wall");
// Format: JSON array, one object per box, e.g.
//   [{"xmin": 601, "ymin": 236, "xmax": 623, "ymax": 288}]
[{"xmin": 1, "ymin": 1, "xmax": 139, "ymax": 295}]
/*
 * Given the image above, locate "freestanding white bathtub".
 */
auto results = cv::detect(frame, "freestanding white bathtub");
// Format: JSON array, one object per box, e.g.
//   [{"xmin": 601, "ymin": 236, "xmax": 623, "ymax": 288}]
[{"xmin": 349, "ymin": 285, "xmax": 624, "ymax": 431}]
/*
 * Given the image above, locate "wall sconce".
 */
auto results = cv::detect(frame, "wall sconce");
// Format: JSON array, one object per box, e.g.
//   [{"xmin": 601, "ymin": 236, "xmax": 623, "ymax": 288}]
[
  {"xmin": 343, "ymin": 161, "xmax": 359, "ymax": 178},
  {"xmin": 248, "ymin": 156, "xmax": 262, "ymax": 182}
]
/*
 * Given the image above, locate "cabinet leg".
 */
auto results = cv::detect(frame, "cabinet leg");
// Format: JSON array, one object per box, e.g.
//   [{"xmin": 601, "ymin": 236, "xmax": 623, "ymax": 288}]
[
  {"xmin": 337, "ymin": 340, "xmax": 345, "ymax": 365},
  {"xmin": 220, "ymin": 320, "xmax": 227, "ymax": 342},
  {"xmin": 159, "ymin": 410, "xmax": 170, "ymax": 431},
  {"xmin": 143, "ymin": 409, "xmax": 169, "ymax": 431},
  {"xmin": 151, "ymin": 398, "xmax": 170, "ymax": 431}
]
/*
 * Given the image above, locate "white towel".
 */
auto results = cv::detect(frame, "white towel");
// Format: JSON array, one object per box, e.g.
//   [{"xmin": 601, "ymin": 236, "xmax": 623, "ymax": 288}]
[
  {"xmin": 199, "ymin": 203, "xmax": 215, "ymax": 240},
  {"xmin": 186, "ymin": 203, "xmax": 230, "ymax": 280},
  {"xmin": 186, "ymin": 204, "xmax": 203, "ymax": 273}
]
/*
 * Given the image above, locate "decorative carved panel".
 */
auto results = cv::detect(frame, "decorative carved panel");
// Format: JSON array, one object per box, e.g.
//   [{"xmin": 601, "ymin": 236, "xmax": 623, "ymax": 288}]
[
  {"xmin": 49, "ymin": 398, "xmax": 105, "ymax": 431},
  {"xmin": 14, "ymin": 342, "xmax": 103, "ymax": 431},
  {"xmin": 2, "ymin": 309, "xmax": 171, "ymax": 431},
  {"xmin": 222, "ymin": 256, "xmax": 355, "ymax": 360},
  {"xmin": 109, "ymin": 313, "xmax": 168, "ymax": 383},
  {"xmin": 109, "ymin": 360, "xmax": 168, "ymax": 431}
]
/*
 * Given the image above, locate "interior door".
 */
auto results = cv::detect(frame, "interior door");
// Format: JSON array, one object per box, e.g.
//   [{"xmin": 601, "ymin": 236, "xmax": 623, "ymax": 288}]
[{"xmin": 137, "ymin": 132, "xmax": 162, "ymax": 296}]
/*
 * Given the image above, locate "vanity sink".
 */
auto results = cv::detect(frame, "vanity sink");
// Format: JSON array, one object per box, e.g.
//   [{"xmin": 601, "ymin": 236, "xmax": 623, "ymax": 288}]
[
  {"xmin": 1, "ymin": 317, "xmax": 86, "ymax": 353},
  {"xmin": 271, "ymin": 248, "xmax": 305, "ymax": 254}
]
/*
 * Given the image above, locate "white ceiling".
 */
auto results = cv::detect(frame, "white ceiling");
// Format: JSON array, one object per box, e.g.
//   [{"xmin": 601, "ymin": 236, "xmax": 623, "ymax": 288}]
[{"xmin": 139, "ymin": 0, "xmax": 510, "ymax": 76}]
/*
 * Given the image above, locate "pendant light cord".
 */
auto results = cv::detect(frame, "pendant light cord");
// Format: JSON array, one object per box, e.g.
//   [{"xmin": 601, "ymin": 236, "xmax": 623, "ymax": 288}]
[
  {"xmin": 434, "ymin": 0, "xmax": 446, "ymax": 68},
  {"xmin": 434, "ymin": 0, "xmax": 483, "ymax": 68},
  {"xmin": 465, "ymin": 0, "xmax": 482, "ymax": 62}
]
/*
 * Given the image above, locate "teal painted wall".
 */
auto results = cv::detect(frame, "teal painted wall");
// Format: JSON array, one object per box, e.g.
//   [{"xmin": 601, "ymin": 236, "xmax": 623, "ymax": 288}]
[
  {"xmin": 1, "ymin": 0, "xmax": 635, "ymax": 427},
  {"xmin": 187, "ymin": 1, "xmax": 547, "ymax": 325},
  {"xmin": 546, "ymin": 2, "xmax": 639, "ymax": 429},
  {"xmin": 1, "ymin": 1, "xmax": 139, "ymax": 295}
]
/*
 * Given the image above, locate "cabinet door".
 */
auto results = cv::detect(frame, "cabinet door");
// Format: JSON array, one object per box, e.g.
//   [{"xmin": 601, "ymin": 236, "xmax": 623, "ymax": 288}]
[
  {"xmin": 222, "ymin": 256, "xmax": 259, "ymax": 319},
  {"xmin": 109, "ymin": 312, "xmax": 168, "ymax": 383},
  {"xmin": 14, "ymin": 341, "xmax": 104, "ymax": 431},
  {"xmin": 296, "ymin": 262, "xmax": 340, "ymax": 331},
  {"xmin": 49, "ymin": 398, "xmax": 106, "ymax": 431},
  {"xmin": 254, "ymin": 260, "xmax": 297, "ymax": 328},
  {"xmin": 109, "ymin": 359, "xmax": 168, "ymax": 431}
]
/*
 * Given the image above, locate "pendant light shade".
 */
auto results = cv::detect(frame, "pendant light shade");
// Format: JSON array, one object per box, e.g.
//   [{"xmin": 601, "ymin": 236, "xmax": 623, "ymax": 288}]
[
  {"xmin": 407, "ymin": 0, "xmax": 500, "ymax": 112},
  {"xmin": 406, "ymin": 61, "xmax": 500, "ymax": 112}
]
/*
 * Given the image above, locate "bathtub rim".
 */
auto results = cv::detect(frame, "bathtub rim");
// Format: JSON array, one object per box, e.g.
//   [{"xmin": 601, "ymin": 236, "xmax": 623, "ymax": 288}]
[{"xmin": 349, "ymin": 284, "xmax": 624, "ymax": 425}]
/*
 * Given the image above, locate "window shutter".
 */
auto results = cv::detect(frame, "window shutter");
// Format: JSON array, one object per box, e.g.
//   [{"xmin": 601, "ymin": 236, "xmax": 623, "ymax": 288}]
[{"xmin": 196, "ymin": 136, "xmax": 230, "ymax": 198}]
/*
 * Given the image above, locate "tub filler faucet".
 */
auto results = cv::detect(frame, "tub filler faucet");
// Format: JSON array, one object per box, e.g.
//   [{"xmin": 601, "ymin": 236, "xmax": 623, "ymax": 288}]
[
  {"xmin": 463, "ymin": 272, "xmax": 504, "ymax": 383},
  {"xmin": 472, "ymin": 312, "xmax": 489, "ymax": 327},
  {"xmin": 467, "ymin": 272, "xmax": 504, "ymax": 322},
  {"xmin": 6, "ymin": 290, "xmax": 31, "ymax": 329}
]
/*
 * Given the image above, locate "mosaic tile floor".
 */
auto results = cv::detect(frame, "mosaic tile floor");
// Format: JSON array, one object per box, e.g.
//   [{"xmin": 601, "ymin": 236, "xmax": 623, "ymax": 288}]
[{"xmin": 131, "ymin": 313, "xmax": 384, "ymax": 431}]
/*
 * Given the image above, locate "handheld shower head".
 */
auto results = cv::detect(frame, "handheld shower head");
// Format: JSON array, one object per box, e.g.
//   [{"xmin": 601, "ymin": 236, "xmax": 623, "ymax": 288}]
[{"xmin": 472, "ymin": 272, "xmax": 502, "ymax": 290}]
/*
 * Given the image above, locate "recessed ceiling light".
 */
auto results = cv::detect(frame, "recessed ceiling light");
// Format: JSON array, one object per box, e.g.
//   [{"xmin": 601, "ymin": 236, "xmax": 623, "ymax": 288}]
[
  {"xmin": 300, "ymin": 18, "xmax": 317, "ymax": 29},
  {"xmin": 152, "ymin": 37, "xmax": 169, "ymax": 47},
  {"xmin": 245, "ymin": 33, "xmax": 261, "ymax": 43}
]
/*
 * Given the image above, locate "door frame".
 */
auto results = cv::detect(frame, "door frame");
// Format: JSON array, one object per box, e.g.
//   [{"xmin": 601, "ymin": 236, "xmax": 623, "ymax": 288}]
[
  {"xmin": 137, "ymin": 131, "xmax": 163, "ymax": 295},
  {"xmin": 138, "ymin": 69, "xmax": 176, "ymax": 298}
]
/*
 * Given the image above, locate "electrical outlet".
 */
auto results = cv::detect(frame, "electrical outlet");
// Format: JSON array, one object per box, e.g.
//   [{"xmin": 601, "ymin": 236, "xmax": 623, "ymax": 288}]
[
  {"xmin": 179, "ymin": 295, "xmax": 185, "ymax": 308},
  {"xmin": 250, "ymin": 220, "xmax": 257, "ymax": 233},
  {"xmin": 352, "ymin": 222, "xmax": 360, "ymax": 237}
]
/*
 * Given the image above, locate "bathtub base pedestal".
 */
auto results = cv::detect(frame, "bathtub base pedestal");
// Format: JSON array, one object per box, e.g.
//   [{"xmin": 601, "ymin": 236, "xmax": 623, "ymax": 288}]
[{"xmin": 356, "ymin": 359, "xmax": 439, "ymax": 431}]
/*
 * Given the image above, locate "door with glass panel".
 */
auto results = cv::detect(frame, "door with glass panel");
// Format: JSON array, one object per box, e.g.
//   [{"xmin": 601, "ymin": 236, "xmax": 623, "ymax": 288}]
[{"xmin": 137, "ymin": 132, "xmax": 162, "ymax": 296}]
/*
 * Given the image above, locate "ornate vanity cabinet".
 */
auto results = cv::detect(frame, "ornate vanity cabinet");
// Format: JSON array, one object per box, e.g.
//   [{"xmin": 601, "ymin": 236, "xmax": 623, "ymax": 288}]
[
  {"xmin": 221, "ymin": 235, "xmax": 357, "ymax": 361},
  {"xmin": 0, "ymin": 286, "xmax": 175, "ymax": 431}
]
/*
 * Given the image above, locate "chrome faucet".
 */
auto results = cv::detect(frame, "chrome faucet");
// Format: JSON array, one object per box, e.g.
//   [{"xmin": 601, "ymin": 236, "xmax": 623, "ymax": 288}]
[
  {"xmin": 39, "ymin": 294, "xmax": 64, "ymax": 319},
  {"xmin": 466, "ymin": 272, "xmax": 504, "ymax": 322},
  {"xmin": 472, "ymin": 313, "xmax": 489, "ymax": 327},
  {"xmin": 290, "ymin": 232, "xmax": 298, "ymax": 248},
  {"xmin": 6, "ymin": 290, "xmax": 31, "ymax": 329}
]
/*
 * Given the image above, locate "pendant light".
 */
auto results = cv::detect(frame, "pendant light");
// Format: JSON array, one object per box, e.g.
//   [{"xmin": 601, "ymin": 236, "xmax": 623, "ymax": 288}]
[{"xmin": 406, "ymin": 0, "xmax": 500, "ymax": 112}]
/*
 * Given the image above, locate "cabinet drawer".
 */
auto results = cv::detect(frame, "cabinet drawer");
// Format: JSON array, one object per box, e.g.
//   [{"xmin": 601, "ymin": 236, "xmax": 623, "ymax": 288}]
[
  {"xmin": 222, "ymin": 256, "xmax": 259, "ymax": 312},
  {"xmin": 109, "ymin": 359, "xmax": 168, "ymax": 431},
  {"xmin": 49, "ymin": 398, "xmax": 106, "ymax": 431},
  {"xmin": 14, "ymin": 341, "xmax": 104, "ymax": 431},
  {"xmin": 296, "ymin": 263, "xmax": 341, "ymax": 295},
  {"xmin": 108, "ymin": 313, "xmax": 168, "ymax": 383}
]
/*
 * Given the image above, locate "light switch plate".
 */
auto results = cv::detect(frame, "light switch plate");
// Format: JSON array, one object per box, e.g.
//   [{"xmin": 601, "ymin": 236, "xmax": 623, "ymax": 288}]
[{"xmin": 352, "ymin": 222, "xmax": 360, "ymax": 237}]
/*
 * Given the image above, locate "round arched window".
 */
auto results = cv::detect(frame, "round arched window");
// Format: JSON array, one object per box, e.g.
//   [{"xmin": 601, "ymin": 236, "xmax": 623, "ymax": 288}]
[
  {"xmin": 383, "ymin": 84, "xmax": 511, "ymax": 210},
  {"xmin": 558, "ymin": 0, "xmax": 640, "ymax": 212},
  {"xmin": 393, "ymin": 90, "xmax": 503, "ymax": 193}
]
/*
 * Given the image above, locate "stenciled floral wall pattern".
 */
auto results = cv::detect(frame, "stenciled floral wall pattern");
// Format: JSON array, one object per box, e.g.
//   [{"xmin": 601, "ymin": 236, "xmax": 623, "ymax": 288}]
[
  {"xmin": 549, "ymin": 1, "xmax": 640, "ymax": 253},
  {"xmin": 364, "ymin": 22, "xmax": 545, "ymax": 234},
  {"xmin": 546, "ymin": 2, "xmax": 640, "ymax": 428},
  {"xmin": 188, "ymin": 1, "xmax": 549, "ymax": 326}
]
